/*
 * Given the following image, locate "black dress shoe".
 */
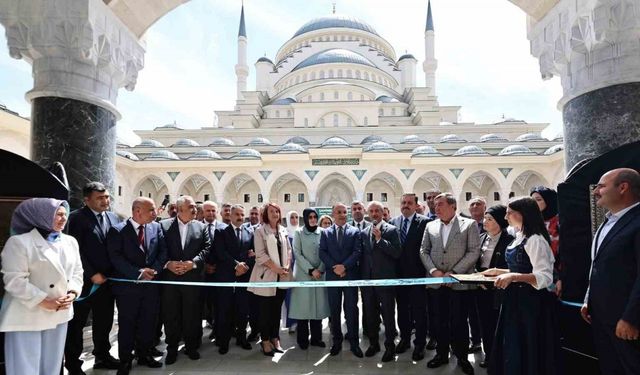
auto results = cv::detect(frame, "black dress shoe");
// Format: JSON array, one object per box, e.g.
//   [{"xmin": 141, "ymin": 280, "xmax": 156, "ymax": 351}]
[
  {"xmin": 396, "ymin": 339, "xmax": 411, "ymax": 354},
  {"xmin": 137, "ymin": 355, "xmax": 162, "ymax": 368},
  {"xmin": 426, "ymin": 354, "xmax": 450, "ymax": 368},
  {"xmin": 149, "ymin": 347, "xmax": 164, "ymax": 357},
  {"xmin": 165, "ymin": 350, "xmax": 178, "ymax": 365},
  {"xmin": 426, "ymin": 338, "xmax": 437, "ymax": 350},
  {"xmin": 365, "ymin": 344, "xmax": 380, "ymax": 357},
  {"xmin": 66, "ymin": 368, "xmax": 86, "ymax": 375},
  {"xmin": 469, "ymin": 342, "xmax": 482, "ymax": 353},
  {"xmin": 350, "ymin": 345, "xmax": 364, "ymax": 358},
  {"xmin": 219, "ymin": 345, "xmax": 229, "ymax": 354},
  {"xmin": 209, "ymin": 331, "xmax": 216, "ymax": 340},
  {"xmin": 381, "ymin": 349, "xmax": 395, "ymax": 362},
  {"xmin": 115, "ymin": 360, "xmax": 132, "ymax": 375},
  {"xmin": 247, "ymin": 331, "xmax": 259, "ymax": 342},
  {"xmin": 298, "ymin": 341, "xmax": 309, "ymax": 350},
  {"xmin": 93, "ymin": 354, "xmax": 121, "ymax": 370},
  {"xmin": 237, "ymin": 338, "xmax": 252, "ymax": 350},
  {"xmin": 310, "ymin": 340, "xmax": 326, "ymax": 348},
  {"xmin": 185, "ymin": 350, "xmax": 200, "ymax": 360},
  {"xmin": 459, "ymin": 359, "xmax": 475, "ymax": 375},
  {"xmin": 412, "ymin": 346, "xmax": 425, "ymax": 361},
  {"xmin": 329, "ymin": 344, "xmax": 342, "ymax": 356}
]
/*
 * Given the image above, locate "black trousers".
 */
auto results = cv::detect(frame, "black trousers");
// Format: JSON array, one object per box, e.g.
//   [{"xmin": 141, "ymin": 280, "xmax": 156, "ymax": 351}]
[
  {"xmin": 397, "ymin": 284, "xmax": 428, "ymax": 348},
  {"xmin": 328, "ymin": 286, "xmax": 359, "ymax": 346},
  {"xmin": 216, "ymin": 286, "xmax": 250, "ymax": 345},
  {"xmin": 427, "ymin": 288, "xmax": 437, "ymax": 338},
  {"xmin": 592, "ymin": 315, "xmax": 640, "ymax": 375},
  {"xmin": 115, "ymin": 285, "xmax": 160, "ymax": 363},
  {"xmin": 64, "ymin": 282, "xmax": 115, "ymax": 370},
  {"xmin": 469, "ymin": 292, "xmax": 482, "ymax": 345},
  {"xmin": 432, "ymin": 287, "xmax": 470, "ymax": 358},
  {"xmin": 162, "ymin": 283, "xmax": 204, "ymax": 352},
  {"xmin": 296, "ymin": 319, "xmax": 323, "ymax": 345},
  {"xmin": 361, "ymin": 286, "xmax": 396, "ymax": 348},
  {"xmin": 476, "ymin": 288, "xmax": 500, "ymax": 359},
  {"xmin": 249, "ymin": 292, "xmax": 260, "ymax": 335},
  {"xmin": 257, "ymin": 289, "xmax": 286, "ymax": 341}
]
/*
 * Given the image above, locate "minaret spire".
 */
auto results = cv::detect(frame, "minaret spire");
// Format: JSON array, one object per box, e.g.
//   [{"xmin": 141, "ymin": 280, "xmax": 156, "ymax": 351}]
[
  {"xmin": 425, "ymin": 0, "xmax": 434, "ymax": 31},
  {"xmin": 238, "ymin": 2, "xmax": 247, "ymax": 37},
  {"xmin": 235, "ymin": 2, "xmax": 249, "ymax": 101},
  {"xmin": 423, "ymin": 0, "xmax": 437, "ymax": 96}
]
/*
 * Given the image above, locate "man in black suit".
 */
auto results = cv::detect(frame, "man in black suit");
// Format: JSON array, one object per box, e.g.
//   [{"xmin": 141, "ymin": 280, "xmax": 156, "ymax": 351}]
[
  {"xmin": 107, "ymin": 197, "xmax": 167, "ymax": 375},
  {"xmin": 390, "ymin": 193, "xmax": 430, "ymax": 361},
  {"xmin": 319, "ymin": 203, "xmax": 363, "ymax": 358},
  {"xmin": 202, "ymin": 201, "xmax": 227, "ymax": 340},
  {"xmin": 582, "ymin": 168, "xmax": 640, "ymax": 375},
  {"xmin": 350, "ymin": 200, "xmax": 377, "ymax": 339},
  {"xmin": 360, "ymin": 201, "xmax": 402, "ymax": 362},
  {"xmin": 64, "ymin": 182, "xmax": 120, "ymax": 374},
  {"xmin": 160, "ymin": 195, "xmax": 211, "ymax": 364},
  {"xmin": 209, "ymin": 204, "xmax": 255, "ymax": 353}
]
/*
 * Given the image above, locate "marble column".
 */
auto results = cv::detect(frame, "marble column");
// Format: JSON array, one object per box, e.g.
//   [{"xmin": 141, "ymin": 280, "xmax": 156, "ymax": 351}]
[
  {"xmin": 524, "ymin": 0, "xmax": 640, "ymax": 170},
  {"xmin": 0, "ymin": 0, "xmax": 145, "ymax": 209}
]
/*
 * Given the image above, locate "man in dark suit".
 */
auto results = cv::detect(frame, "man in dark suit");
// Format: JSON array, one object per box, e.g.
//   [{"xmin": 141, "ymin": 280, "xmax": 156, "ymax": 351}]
[
  {"xmin": 360, "ymin": 201, "xmax": 402, "ymax": 362},
  {"xmin": 319, "ymin": 203, "xmax": 363, "ymax": 358},
  {"xmin": 202, "ymin": 201, "xmax": 227, "ymax": 340},
  {"xmin": 467, "ymin": 197, "xmax": 487, "ymax": 354},
  {"xmin": 107, "ymin": 197, "xmax": 167, "ymax": 375},
  {"xmin": 160, "ymin": 195, "xmax": 211, "ymax": 364},
  {"xmin": 390, "ymin": 193, "xmax": 430, "ymax": 361},
  {"xmin": 64, "ymin": 182, "xmax": 120, "ymax": 374},
  {"xmin": 209, "ymin": 204, "xmax": 255, "ymax": 354},
  {"xmin": 581, "ymin": 168, "xmax": 640, "ymax": 375},
  {"xmin": 350, "ymin": 200, "xmax": 377, "ymax": 339},
  {"xmin": 423, "ymin": 189, "xmax": 440, "ymax": 350}
]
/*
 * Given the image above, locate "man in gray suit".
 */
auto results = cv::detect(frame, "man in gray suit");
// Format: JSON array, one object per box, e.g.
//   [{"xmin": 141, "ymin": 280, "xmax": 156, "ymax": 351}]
[{"xmin": 420, "ymin": 193, "xmax": 480, "ymax": 375}]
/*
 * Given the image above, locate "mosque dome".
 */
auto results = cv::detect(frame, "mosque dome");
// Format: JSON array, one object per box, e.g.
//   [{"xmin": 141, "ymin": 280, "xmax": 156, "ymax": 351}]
[
  {"xmin": 187, "ymin": 150, "xmax": 222, "ymax": 160},
  {"xmin": 275, "ymin": 143, "xmax": 307, "ymax": 153},
  {"xmin": 402, "ymin": 135, "xmax": 426, "ymax": 144},
  {"xmin": 230, "ymin": 149, "xmax": 262, "ymax": 159},
  {"xmin": 247, "ymin": 137, "xmax": 272, "ymax": 146},
  {"xmin": 292, "ymin": 15, "xmax": 379, "ymax": 39},
  {"xmin": 398, "ymin": 53, "xmax": 416, "ymax": 61},
  {"xmin": 360, "ymin": 135, "xmax": 384, "ymax": 145},
  {"xmin": 440, "ymin": 134, "xmax": 466, "ymax": 143},
  {"xmin": 479, "ymin": 133, "xmax": 508, "ymax": 143},
  {"xmin": 375, "ymin": 95, "xmax": 400, "ymax": 103},
  {"xmin": 257, "ymin": 56, "xmax": 274, "ymax": 64},
  {"xmin": 271, "ymin": 97, "xmax": 297, "ymax": 105},
  {"xmin": 208, "ymin": 137, "xmax": 235, "ymax": 146},
  {"xmin": 145, "ymin": 150, "xmax": 180, "ymax": 160},
  {"xmin": 154, "ymin": 121, "xmax": 182, "ymax": 130},
  {"xmin": 138, "ymin": 139, "xmax": 164, "ymax": 148},
  {"xmin": 320, "ymin": 136, "xmax": 350, "ymax": 148},
  {"xmin": 172, "ymin": 138, "xmax": 199, "ymax": 147},
  {"xmin": 453, "ymin": 145, "xmax": 489, "ymax": 156},
  {"xmin": 411, "ymin": 145, "xmax": 442, "ymax": 157},
  {"xmin": 544, "ymin": 144, "xmax": 564, "ymax": 155},
  {"xmin": 516, "ymin": 133, "xmax": 546, "ymax": 142},
  {"xmin": 286, "ymin": 136, "xmax": 311, "ymax": 145},
  {"xmin": 364, "ymin": 141, "xmax": 396, "ymax": 152},
  {"xmin": 498, "ymin": 145, "xmax": 536, "ymax": 156},
  {"xmin": 293, "ymin": 49, "xmax": 376, "ymax": 71},
  {"xmin": 116, "ymin": 150, "xmax": 140, "ymax": 161}
]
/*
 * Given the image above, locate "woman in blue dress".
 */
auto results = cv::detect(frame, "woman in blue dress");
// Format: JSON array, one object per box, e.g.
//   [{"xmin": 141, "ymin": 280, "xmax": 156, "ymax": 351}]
[{"xmin": 482, "ymin": 196, "xmax": 561, "ymax": 375}]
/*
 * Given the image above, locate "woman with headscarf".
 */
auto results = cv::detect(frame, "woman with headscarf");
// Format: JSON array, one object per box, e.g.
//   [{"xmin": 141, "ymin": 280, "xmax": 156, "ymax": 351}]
[
  {"xmin": 0, "ymin": 198, "xmax": 83, "ymax": 375},
  {"xmin": 530, "ymin": 186, "xmax": 562, "ymax": 295},
  {"xmin": 283, "ymin": 211, "xmax": 300, "ymax": 332},
  {"xmin": 289, "ymin": 208, "xmax": 330, "ymax": 349}
]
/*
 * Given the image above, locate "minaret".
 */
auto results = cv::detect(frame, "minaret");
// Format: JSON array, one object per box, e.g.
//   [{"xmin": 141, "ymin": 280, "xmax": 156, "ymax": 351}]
[
  {"xmin": 235, "ymin": 3, "xmax": 248, "ymax": 101},
  {"xmin": 423, "ymin": 0, "xmax": 438, "ymax": 96}
]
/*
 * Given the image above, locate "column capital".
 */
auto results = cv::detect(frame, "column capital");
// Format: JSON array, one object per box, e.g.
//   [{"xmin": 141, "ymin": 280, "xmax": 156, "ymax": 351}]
[
  {"xmin": 527, "ymin": 0, "xmax": 640, "ymax": 108},
  {"xmin": 0, "ymin": 0, "xmax": 145, "ymax": 118}
]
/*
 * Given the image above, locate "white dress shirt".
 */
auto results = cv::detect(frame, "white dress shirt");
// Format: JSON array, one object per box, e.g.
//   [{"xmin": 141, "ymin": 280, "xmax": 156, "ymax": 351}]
[
  {"xmin": 177, "ymin": 219, "xmax": 189, "ymax": 249},
  {"xmin": 595, "ymin": 202, "xmax": 640, "ymax": 256},
  {"xmin": 511, "ymin": 232, "xmax": 555, "ymax": 290},
  {"xmin": 440, "ymin": 217, "xmax": 456, "ymax": 248}
]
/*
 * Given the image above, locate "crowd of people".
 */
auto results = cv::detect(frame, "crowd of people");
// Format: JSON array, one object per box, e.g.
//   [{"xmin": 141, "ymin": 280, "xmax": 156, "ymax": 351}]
[{"xmin": 0, "ymin": 168, "xmax": 638, "ymax": 375}]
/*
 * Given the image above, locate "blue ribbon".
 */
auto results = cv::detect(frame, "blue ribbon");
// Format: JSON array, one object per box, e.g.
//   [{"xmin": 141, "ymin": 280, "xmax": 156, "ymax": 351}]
[
  {"xmin": 559, "ymin": 300, "xmax": 584, "ymax": 308},
  {"xmin": 74, "ymin": 283, "xmax": 101, "ymax": 302}
]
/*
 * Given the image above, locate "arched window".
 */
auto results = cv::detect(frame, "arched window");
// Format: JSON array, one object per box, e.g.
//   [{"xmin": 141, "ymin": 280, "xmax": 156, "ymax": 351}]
[
  {"xmin": 378, "ymin": 108, "xmax": 384, "ymax": 116},
  {"xmin": 319, "ymin": 118, "xmax": 325, "ymax": 127},
  {"xmin": 319, "ymin": 71, "xmax": 325, "ymax": 79},
  {"xmin": 320, "ymin": 92, "xmax": 325, "ymax": 101},
  {"xmin": 364, "ymin": 72, "xmax": 369, "ymax": 80},
  {"xmin": 355, "ymin": 70, "xmax": 361, "ymax": 79},
  {"xmin": 333, "ymin": 113, "xmax": 339, "ymax": 127},
  {"xmin": 360, "ymin": 94, "xmax": 365, "ymax": 101},
  {"xmin": 311, "ymin": 71, "xmax": 316, "ymax": 80},
  {"xmin": 304, "ymin": 118, "xmax": 309, "ymax": 127},
  {"xmin": 347, "ymin": 118, "xmax": 352, "ymax": 126},
  {"xmin": 287, "ymin": 110, "xmax": 292, "ymax": 117},
  {"xmin": 347, "ymin": 70, "xmax": 352, "ymax": 78},
  {"xmin": 334, "ymin": 91, "xmax": 339, "ymax": 100},
  {"xmin": 337, "ymin": 69, "xmax": 343, "ymax": 78},
  {"xmin": 307, "ymin": 95, "xmax": 312, "ymax": 102},
  {"xmin": 328, "ymin": 70, "xmax": 334, "ymax": 78}
]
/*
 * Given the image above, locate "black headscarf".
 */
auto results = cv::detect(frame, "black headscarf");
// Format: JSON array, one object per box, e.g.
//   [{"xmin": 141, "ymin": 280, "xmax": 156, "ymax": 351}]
[
  {"xmin": 302, "ymin": 208, "xmax": 319, "ymax": 232},
  {"xmin": 485, "ymin": 205, "xmax": 508, "ymax": 229},
  {"xmin": 530, "ymin": 186, "xmax": 558, "ymax": 220}
]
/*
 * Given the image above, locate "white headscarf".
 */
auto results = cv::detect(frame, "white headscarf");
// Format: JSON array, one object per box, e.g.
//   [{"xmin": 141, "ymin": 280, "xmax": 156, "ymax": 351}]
[{"xmin": 285, "ymin": 210, "xmax": 299, "ymax": 239}]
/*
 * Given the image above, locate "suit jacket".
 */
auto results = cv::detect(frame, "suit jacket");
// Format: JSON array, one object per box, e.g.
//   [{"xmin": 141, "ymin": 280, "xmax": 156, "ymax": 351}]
[
  {"xmin": 67, "ymin": 206, "xmax": 120, "ymax": 282},
  {"xmin": 419, "ymin": 215, "xmax": 481, "ymax": 290},
  {"xmin": 210, "ymin": 224, "xmax": 255, "ymax": 282},
  {"xmin": 0, "ymin": 229, "xmax": 83, "ymax": 332},
  {"xmin": 319, "ymin": 223, "xmax": 362, "ymax": 281},
  {"xmin": 351, "ymin": 220, "xmax": 371, "ymax": 231},
  {"xmin": 106, "ymin": 220, "xmax": 168, "ymax": 294},
  {"xmin": 247, "ymin": 224, "xmax": 292, "ymax": 297},
  {"xmin": 587, "ymin": 204, "xmax": 640, "ymax": 327},
  {"xmin": 360, "ymin": 221, "xmax": 402, "ymax": 280},
  {"xmin": 390, "ymin": 214, "xmax": 430, "ymax": 278},
  {"xmin": 475, "ymin": 229, "xmax": 513, "ymax": 272},
  {"xmin": 160, "ymin": 218, "xmax": 211, "ymax": 281}
]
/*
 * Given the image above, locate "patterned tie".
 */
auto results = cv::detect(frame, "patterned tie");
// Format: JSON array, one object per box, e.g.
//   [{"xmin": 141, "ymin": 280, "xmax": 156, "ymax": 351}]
[
  {"xmin": 137, "ymin": 225, "xmax": 145, "ymax": 251},
  {"xmin": 401, "ymin": 217, "xmax": 409, "ymax": 244},
  {"xmin": 97, "ymin": 213, "xmax": 105, "ymax": 235}
]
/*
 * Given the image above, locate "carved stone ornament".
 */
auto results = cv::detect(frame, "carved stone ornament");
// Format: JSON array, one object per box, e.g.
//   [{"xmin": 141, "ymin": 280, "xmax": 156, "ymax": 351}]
[
  {"xmin": 528, "ymin": 0, "xmax": 640, "ymax": 106},
  {"xmin": 0, "ymin": 0, "xmax": 146, "ymax": 118}
]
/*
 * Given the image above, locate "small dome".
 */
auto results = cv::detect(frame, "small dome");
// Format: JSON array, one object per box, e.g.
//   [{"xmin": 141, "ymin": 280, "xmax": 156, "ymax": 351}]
[
  {"xmin": 453, "ymin": 145, "xmax": 489, "ymax": 156},
  {"xmin": 172, "ymin": 138, "xmax": 199, "ymax": 147},
  {"xmin": 230, "ymin": 148, "xmax": 262, "ymax": 159},
  {"xmin": 145, "ymin": 150, "xmax": 180, "ymax": 160},
  {"xmin": 411, "ymin": 145, "xmax": 442, "ymax": 157},
  {"xmin": 256, "ymin": 56, "xmax": 274, "ymax": 64},
  {"xmin": 364, "ymin": 141, "xmax": 396, "ymax": 152},
  {"xmin": 275, "ymin": 143, "xmax": 307, "ymax": 153},
  {"xmin": 154, "ymin": 121, "xmax": 182, "ymax": 130},
  {"xmin": 116, "ymin": 150, "xmax": 139, "ymax": 161},
  {"xmin": 479, "ymin": 133, "xmax": 508, "ymax": 143},
  {"xmin": 376, "ymin": 95, "xmax": 400, "ymax": 103},
  {"xmin": 544, "ymin": 144, "xmax": 564, "ymax": 155},
  {"xmin": 552, "ymin": 135, "xmax": 564, "ymax": 142},
  {"xmin": 292, "ymin": 15, "xmax": 379, "ymax": 39},
  {"xmin": 516, "ymin": 133, "xmax": 546, "ymax": 142},
  {"xmin": 360, "ymin": 135, "xmax": 384, "ymax": 145},
  {"xmin": 187, "ymin": 149, "xmax": 222, "ymax": 160},
  {"xmin": 247, "ymin": 137, "xmax": 272, "ymax": 146},
  {"xmin": 398, "ymin": 53, "xmax": 416, "ymax": 61},
  {"xmin": 440, "ymin": 134, "xmax": 466, "ymax": 143},
  {"xmin": 286, "ymin": 136, "xmax": 311, "ymax": 146},
  {"xmin": 293, "ymin": 48, "xmax": 376, "ymax": 71},
  {"xmin": 138, "ymin": 139, "xmax": 164, "ymax": 147},
  {"xmin": 494, "ymin": 117, "xmax": 527, "ymax": 124},
  {"xmin": 271, "ymin": 97, "xmax": 297, "ymax": 105},
  {"xmin": 209, "ymin": 137, "xmax": 235, "ymax": 146},
  {"xmin": 498, "ymin": 145, "xmax": 536, "ymax": 156},
  {"xmin": 320, "ymin": 136, "xmax": 350, "ymax": 148},
  {"xmin": 402, "ymin": 135, "xmax": 426, "ymax": 144}
]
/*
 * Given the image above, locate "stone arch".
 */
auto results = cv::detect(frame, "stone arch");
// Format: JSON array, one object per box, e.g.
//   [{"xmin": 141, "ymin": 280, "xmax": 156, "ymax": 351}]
[
  {"xmin": 177, "ymin": 173, "xmax": 216, "ymax": 202},
  {"xmin": 132, "ymin": 173, "xmax": 171, "ymax": 207},
  {"xmin": 315, "ymin": 172, "xmax": 357, "ymax": 207},
  {"xmin": 363, "ymin": 172, "xmax": 404, "ymax": 217},
  {"xmin": 459, "ymin": 171, "xmax": 503, "ymax": 213},
  {"xmin": 316, "ymin": 111, "xmax": 357, "ymax": 127},
  {"xmin": 268, "ymin": 173, "xmax": 310, "ymax": 215},
  {"xmin": 223, "ymin": 173, "xmax": 262, "ymax": 206},
  {"xmin": 411, "ymin": 171, "xmax": 454, "ymax": 201},
  {"xmin": 509, "ymin": 170, "xmax": 551, "ymax": 198}
]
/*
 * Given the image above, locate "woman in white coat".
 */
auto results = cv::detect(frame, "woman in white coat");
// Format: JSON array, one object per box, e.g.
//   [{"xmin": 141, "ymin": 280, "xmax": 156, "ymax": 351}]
[{"xmin": 0, "ymin": 198, "xmax": 83, "ymax": 375}]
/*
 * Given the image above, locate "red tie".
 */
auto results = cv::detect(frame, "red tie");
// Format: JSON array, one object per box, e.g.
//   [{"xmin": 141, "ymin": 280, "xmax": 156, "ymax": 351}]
[{"xmin": 137, "ymin": 225, "xmax": 145, "ymax": 250}]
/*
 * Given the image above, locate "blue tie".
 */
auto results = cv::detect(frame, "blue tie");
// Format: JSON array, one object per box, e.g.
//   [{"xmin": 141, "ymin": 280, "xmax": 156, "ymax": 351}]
[{"xmin": 401, "ymin": 218, "xmax": 409, "ymax": 244}]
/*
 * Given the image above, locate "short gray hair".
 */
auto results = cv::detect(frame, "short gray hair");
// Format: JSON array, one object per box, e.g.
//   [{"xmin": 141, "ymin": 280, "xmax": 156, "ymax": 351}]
[
  {"xmin": 202, "ymin": 201, "xmax": 218, "ymax": 209},
  {"xmin": 367, "ymin": 201, "xmax": 384, "ymax": 211},
  {"xmin": 435, "ymin": 192, "xmax": 457, "ymax": 209},
  {"xmin": 614, "ymin": 169, "xmax": 640, "ymax": 199},
  {"xmin": 469, "ymin": 196, "xmax": 487, "ymax": 206},
  {"xmin": 231, "ymin": 204, "xmax": 245, "ymax": 213},
  {"xmin": 176, "ymin": 195, "xmax": 194, "ymax": 207}
]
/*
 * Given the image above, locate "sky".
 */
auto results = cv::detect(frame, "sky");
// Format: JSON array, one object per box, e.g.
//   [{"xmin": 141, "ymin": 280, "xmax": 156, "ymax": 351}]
[{"xmin": 0, "ymin": 0, "xmax": 564, "ymax": 145}]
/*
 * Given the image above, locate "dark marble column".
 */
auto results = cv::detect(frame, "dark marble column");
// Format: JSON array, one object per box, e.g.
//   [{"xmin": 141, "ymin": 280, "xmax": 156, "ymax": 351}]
[
  {"xmin": 30, "ymin": 97, "xmax": 116, "ymax": 210},
  {"xmin": 563, "ymin": 82, "xmax": 640, "ymax": 170}
]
